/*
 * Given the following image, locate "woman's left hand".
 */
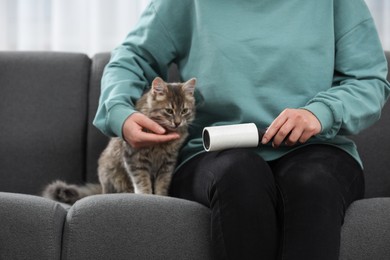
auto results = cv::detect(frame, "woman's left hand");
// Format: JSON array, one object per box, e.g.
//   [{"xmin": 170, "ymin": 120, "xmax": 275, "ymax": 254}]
[{"xmin": 261, "ymin": 108, "xmax": 322, "ymax": 148}]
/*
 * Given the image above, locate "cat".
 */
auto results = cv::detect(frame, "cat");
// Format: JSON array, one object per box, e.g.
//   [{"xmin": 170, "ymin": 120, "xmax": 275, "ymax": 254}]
[{"xmin": 42, "ymin": 77, "xmax": 196, "ymax": 204}]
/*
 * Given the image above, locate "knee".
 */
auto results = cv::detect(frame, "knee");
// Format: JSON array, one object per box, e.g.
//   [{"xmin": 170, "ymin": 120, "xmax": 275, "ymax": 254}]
[
  {"xmin": 276, "ymin": 163, "xmax": 341, "ymax": 207},
  {"xmin": 207, "ymin": 149, "xmax": 277, "ymax": 208},
  {"xmin": 208, "ymin": 149, "xmax": 274, "ymax": 191}
]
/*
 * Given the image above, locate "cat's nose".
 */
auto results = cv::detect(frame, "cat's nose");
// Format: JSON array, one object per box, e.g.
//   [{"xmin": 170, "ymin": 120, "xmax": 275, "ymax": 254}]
[{"xmin": 174, "ymin": 121, "xmax": 181, "ymax": 128}]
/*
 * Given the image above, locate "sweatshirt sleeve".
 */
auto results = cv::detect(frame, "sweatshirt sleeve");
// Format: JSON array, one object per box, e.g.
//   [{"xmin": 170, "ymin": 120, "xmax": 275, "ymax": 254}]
[
  {"xmin": 304, "ymin": 16, "xmax": 390, "ymax": 139},
  {"xmin": 93, "ymin": 1, "xmax": 178, "ymax": 138}
]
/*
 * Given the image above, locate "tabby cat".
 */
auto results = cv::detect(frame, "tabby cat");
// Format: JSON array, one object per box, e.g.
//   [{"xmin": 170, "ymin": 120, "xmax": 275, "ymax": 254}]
[{"xmin": 42, "ymin": 77, "xmax": 196, "ymax": 204}]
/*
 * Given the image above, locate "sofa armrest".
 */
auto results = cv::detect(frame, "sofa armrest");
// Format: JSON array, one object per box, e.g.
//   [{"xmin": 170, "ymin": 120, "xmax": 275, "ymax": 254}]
[
  {"xmin": 340, "ymin": 198, "xmax": 390, "ymax": 260},
  {"xmin": 0, "ymin": 192, "xmax": 67, "ymax": 260}
]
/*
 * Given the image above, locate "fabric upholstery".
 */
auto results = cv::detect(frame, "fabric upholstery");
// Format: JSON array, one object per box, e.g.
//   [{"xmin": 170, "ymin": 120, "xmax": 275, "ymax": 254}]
[
  {"xmin": 86, "ymin": 53, "xmax": 111, "ymax": 183},
  {"xmin": 0, "ymin": 51, "xmax": 91, "ymax": 194},
  {"xmin": 62, "ymin": 194, "xmax": 212, "ymax": 260},
  {"xmin": 340, "ymin": 198, "xmax": 390, "ymax": 260},
  {"xmin": 0, "ymin": 192, "xmax": 67, "ymax": 260},
  {"xmin": 350, "ymin": 101, "xmax": 390, "ymax": 198}
]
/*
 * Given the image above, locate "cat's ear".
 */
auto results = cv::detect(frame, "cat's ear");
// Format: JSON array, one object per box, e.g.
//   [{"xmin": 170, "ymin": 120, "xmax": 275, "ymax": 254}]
[
  {"xmin": 151, "ymin": 77, "xmax": 167, "ymax": 96},
  {"xmin": 182, "ymin": 78, "xmax": 196, "ymax": 96}
]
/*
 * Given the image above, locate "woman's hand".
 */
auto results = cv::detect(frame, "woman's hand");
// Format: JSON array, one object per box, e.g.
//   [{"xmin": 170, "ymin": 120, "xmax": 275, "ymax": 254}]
[
  {"xmin": 122, "ymin": 112, "xmax": 180, "ymax": 149},
  {"xmin": 261, "ymin": 108, "xmax": 321, "ymax": 148}
]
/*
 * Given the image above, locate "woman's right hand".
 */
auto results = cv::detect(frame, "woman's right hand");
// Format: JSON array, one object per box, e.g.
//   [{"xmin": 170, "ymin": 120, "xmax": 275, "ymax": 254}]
[{"xmin": 122, "ymin": 112, "xmax": 180, "ymax": 149}]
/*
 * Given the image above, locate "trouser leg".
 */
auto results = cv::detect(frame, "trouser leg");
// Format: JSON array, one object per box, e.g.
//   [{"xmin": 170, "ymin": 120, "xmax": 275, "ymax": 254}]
[
  {"xmin": 170, "ymin": 149, "xmax": 279, "ymax": 260},
  {"xmin": 170, "ymin": 145, "xmax": 364, "ymax": 260},
  {"xmin": 269, "ymin": 145, "xmax": 365, "ymax": 260}
]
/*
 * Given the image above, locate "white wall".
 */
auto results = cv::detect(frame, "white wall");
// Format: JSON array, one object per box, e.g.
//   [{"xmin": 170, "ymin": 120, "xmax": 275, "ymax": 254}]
[{"xmin": 0, "ymin": 0, "xmax": 388, "ymax": 56}]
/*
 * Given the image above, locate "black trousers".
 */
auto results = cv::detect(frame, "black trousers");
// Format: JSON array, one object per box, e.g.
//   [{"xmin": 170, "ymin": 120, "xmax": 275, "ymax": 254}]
[{"xmin": 169, "ymin": 144, "xmax": 364, "ymax": 260}]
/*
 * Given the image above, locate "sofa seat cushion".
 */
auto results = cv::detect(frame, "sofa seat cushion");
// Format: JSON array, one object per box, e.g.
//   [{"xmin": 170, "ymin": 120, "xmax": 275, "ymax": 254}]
[{"xmin": 62, "ymin": 194, "xmax": 213, "ymax": 260}]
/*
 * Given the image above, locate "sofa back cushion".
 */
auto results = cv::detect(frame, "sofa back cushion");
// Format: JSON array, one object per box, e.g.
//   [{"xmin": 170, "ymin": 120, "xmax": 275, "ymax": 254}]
[
  {"xmin": 86, "ymin": 53, "xmax": 111, "ymax": 183},
  {"xmin": 0, "ymin": 52, "xmax": 90, "ymax": 195}
]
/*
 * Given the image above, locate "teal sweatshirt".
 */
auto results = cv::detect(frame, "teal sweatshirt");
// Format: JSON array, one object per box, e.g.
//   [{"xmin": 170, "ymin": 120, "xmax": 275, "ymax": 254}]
[{"xmin": 94, "ymin": 0, "xmax": 390, "ymax": 168}]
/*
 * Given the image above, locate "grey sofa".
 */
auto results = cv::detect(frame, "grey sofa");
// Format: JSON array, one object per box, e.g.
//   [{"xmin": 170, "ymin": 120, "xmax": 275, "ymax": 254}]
[{"xmin": 0, "ymin": 51, "xmax": 389, "ymax": 260}]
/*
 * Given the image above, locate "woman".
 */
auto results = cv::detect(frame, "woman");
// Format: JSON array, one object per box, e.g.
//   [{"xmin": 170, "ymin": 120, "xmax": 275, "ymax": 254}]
[{"xmin": 94, "ymin": 0, "xmax": 390, "ymax": 259}]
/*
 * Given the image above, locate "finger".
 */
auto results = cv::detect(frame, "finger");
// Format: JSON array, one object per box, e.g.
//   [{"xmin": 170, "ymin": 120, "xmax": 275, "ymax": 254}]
[
  {"xmin": 139, "ymin": 131, "xmax": 180, "ymax": 143},
  {"xmin": 272, "ymin": 119, "xmax": 294, "ymax": 148},
  {"xmin": 298, "ymin": 128, "xmax": 316, "ymax": 144},
  {"xmin": 124, "ymin": 113, "xmax": 179, "ymax": 149},
  {"xmin": 285, "ymin": 126, "xmax": 304, "ymax": 146},
  {"xmin": 261, "ymin": 114, "xmax": 288, "ymax": 144},
  {"xmin": 131, "ymin": 112, "xmax": 166, "ymax": 135},
  {"xmin": 130, "ymin": 131, "xmax": 180, "ymax": 149},
  {"xmin": 286, "ymin": 114, "xmax": 321, "ymax": 145}
]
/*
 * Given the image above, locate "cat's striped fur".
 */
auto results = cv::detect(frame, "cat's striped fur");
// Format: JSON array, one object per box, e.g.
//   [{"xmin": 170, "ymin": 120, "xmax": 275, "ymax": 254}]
[{"xmin": 42, "ymin": 77, "xmax": 196, "ymax": 204}]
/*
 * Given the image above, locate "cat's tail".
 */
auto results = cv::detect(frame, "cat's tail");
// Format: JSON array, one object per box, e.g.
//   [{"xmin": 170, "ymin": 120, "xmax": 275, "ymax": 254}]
[{"xmin": 42, "ymin": 180, "xmax": 102, "ymax": 205}]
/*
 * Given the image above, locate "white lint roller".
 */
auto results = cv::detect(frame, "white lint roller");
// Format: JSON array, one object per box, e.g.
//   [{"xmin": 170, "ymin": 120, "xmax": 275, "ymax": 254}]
[{"xmin": 202, "ymin": 123, "xmax": 266, "ymax": 152}]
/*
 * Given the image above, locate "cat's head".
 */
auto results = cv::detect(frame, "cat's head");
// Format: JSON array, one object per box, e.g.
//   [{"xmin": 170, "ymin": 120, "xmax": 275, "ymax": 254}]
[{"xmin": 141, "ymin": 77, "xmax": 196, "ymax": 132}]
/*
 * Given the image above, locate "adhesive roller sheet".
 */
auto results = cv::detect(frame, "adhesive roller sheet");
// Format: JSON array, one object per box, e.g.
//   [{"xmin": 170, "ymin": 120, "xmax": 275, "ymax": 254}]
[{"xmin": 202, "ymin": 123, "xmax": 264, "ymax": 152}]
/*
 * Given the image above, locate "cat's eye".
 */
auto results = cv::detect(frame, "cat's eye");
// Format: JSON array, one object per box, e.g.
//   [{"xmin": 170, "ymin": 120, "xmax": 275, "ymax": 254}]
[
  {"xmin": 165, "ymin": 108, "xmax": 174, "ymax": 115},
  {"xmin": 181, "ymin": 108, "xmax": 189, "ymax": 114}
]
